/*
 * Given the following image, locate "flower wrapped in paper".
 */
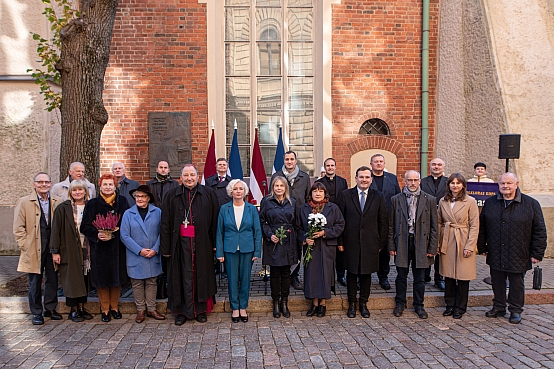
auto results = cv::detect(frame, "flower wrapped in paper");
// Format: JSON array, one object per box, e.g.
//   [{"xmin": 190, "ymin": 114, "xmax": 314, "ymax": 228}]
[{"xmin": 303, "ymin": 213, "xmax": 327, "ymax": 265}]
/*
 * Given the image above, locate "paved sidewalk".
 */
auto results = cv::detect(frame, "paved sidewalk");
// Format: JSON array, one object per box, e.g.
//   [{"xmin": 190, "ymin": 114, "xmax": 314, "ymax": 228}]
[{"xmin": 1, "ymin": 304, "xmax": 553, "ymax": 368}]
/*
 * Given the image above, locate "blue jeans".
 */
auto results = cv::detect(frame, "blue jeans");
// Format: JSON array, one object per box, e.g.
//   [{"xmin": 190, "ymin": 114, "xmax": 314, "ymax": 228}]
[{"xmin": 224, "ymin": 251, "xmax": 254, "ymax": 310}]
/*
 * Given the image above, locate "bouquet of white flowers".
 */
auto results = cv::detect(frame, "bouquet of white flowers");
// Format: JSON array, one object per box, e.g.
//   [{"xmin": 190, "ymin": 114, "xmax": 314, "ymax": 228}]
[{"xmin": 303, "ymin": 213, "xmax": 327, "ymax": 265}]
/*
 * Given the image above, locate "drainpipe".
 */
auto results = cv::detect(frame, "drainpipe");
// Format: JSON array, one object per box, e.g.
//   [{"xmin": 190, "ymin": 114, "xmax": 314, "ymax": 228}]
[{"xmin": 421, "ymin": 0, "xmax": 430, "ymax": 176}]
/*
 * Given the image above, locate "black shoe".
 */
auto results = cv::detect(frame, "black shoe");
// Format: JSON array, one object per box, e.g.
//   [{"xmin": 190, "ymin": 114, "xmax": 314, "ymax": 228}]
[
  {"xmin": 443, "ymin": 307, "xmax": 454, "ymax": 316},
  {"xmin": 434, "ymin": 280, "xmax": 445, "ymax": 291},
  {"xmin": 393, "ymin": 304, "xmax": 404, "ymax": 317},
  {"xmin": 347, "ymin": 303, "xmax": 356, "ymax": 318},
  {"xmin": 337, "ymin": 277, "xmax": 346, "ymax": 287},
  {"xmin": 196, "ymin": 313, "xmax": 207, "ymax": 323},
  {"xmin": 483, "ymin": 276, "xmax": 492, "ymax": 285},
  {"xmin": 175, "ymin": 314, "xmax": 187, "ymax": 325},
  {"xmin": 485, "ymin": 307, "xmax": 506, "ymax": 318},
  {"xmin": 306, "ymin": 304, "xmax": 318, "ymax": 317},
  {"xmin": 32, "ymin": 314, "xmax": 44, "ymax": 325},
  {"xmin": 232, "ymin": 316, "xmax": 240, "ymax": 323},
  {"xmin": 280, "ymin": 298, "xmax": 290, "ymax": 318},
  {"xmin": 415, "ymin": 308, "xmax": 428, "ymax": 319},
  {"xmin": 110, "ymin": 310, "xmax": 122, "ymax": 319},
  {"xmin": 69, "ymin": 310, "xmax": 84, "ymax": 323},
  {"xmin": 509, "ymin": 312, "xmax": 522, "ymax": 324},
  {"xmin": 359, "ymin": 303, "xmax": 370, "ymax": 318},
  {"xmin": 453, "ymin": 311, "xmax": 463, "ymax": 319},
  {"xmin": 240, "ymin": 314, "xmax": 248, "ymax": 323},
  {"xmin": 379, "ymin": 279, "xmax": 391, "ymax": 290},
  {"xmin": 79, "ymin": 308, "xmax": 93, "ymax": 320},
  {"xmin": 316, "ymin": 305, "xmax": 326, "ymax": 317},
  {"xmin": 101, "ymin": 312, "xmax": 111, "ymax": 323},
  {"xmin": 44, "ymin": 310, "xmax": 63, "ymax": 320},
  {"xmin": 273, "ymin": 300, "xmax": 281, "ymax": 318},
  {"xmin": 291, "ymin": 277, "xmax": 303, "ymax": 290},
  {"xmin": 424, "ymin": 275, "xmax": 432, "ymax": 283}
]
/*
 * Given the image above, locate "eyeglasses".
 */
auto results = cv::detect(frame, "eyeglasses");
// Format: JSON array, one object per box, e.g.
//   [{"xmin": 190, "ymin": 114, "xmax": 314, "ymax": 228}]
[
  {"xmin": 405, "ymin": 179, "xmax": 420, "ymax": 183},
  {"xmin": 34, "ymin": 181, "xmax": 51, "ymax": 185},
  {"xmin": 134, "ymin": 195, "xmax": 149, "ymax": 199}
]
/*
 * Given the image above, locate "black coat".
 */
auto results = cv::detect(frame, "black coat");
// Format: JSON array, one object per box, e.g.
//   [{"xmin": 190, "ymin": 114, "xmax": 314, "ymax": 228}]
[
  {"xmin": 338, "ymin": 188, "xmax": 388, "ymax": 274},
  {"xmin": 204, "ymin": 173, "xmax": 233, "ymax": 207},
  {"xmin": 260, "ymin": 196, "xmax": 297, "ymax": 266},
  {"xmin": 117, "ymin": 177, "xmax": 140, "ymax": 206},
  {"xmin": 160, "ymin": 184, "xmax": 219, "ymax": 302},
  {"xmin": 80, "ymin": 195, "xmax": 130, "ymax": 288},
  {"xmin": 369, "ymin": 172, "xmax": 401, "ymax": 211},
  {"xmin": 315, "ymin": 175, "xmax": 348, "ymax": 204},
  {"xmin": 477, "ymin": 190, "xmax": 547, "ymax": 273},
  {"xmin": 146, "ymin": 177, "xmax": 180, "ymax": 209},
  {"xmin": 297, "ymin": 202, "xmax": 345, "ymax": 300},
  {"xmin": 50, "ymin": 200, "xmax": 87, "ymax": 298},
  {"xmin": 420, "ymin": 175, "xmax": 448, "ymax": 201},
  {"xmin": 271, "ymin": 169, "xmax": 311, "ymax": 210}
]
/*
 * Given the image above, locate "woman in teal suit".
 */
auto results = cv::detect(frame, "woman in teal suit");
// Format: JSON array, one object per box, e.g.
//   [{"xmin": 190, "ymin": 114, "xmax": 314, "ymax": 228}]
[{"xmin": 216, "ymin": 179, "xmax": 262, "ymax": 323}]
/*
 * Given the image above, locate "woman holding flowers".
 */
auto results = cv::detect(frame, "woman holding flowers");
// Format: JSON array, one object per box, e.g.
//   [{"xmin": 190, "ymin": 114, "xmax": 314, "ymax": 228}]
[
  {"xmin": 260, "ymin": 176, "xmax": 297, "ymax": 318},
  {"xmin": 297, "ymin": 182, "xmax": 345, "ymax": 317},
  {"xmin": 81, "ymin": 173, "xmax": 129, "ymax": 322}
]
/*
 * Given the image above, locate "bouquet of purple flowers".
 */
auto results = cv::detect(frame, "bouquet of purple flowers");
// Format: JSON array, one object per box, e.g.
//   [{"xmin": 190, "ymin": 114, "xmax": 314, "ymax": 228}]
[{"xmin": 92, "ymin": 212, "xmax": 121, "ymax": 238}]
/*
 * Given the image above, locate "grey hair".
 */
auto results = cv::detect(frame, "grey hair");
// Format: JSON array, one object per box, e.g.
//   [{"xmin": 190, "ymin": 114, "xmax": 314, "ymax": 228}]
[
  {"xmin": 112, "ymin": 162, "xmax": 125, "ymax": 171},
  {"xmin": 498, "ymin": 172, "xmax": 519, "ymax": 183},
  {"xmin": 69, "ymin": 162, "xmax": 85, "ymax": 171},
  {"xmin": 226, "ymin": 179, "xmax": 249, "ymax": 198},
  {"xmin": 68, "ymin": 180, "xmax": 90, "ymax": 202},
  {"xmin": 33, "ymin": 172, "xmax": 51, "ymax": 182},
  {"xmin": 181, "ymin": 164, "xmax": 198, "ymax": 175},
  {"xmin": 404, "ymin": 170, "xmax": 421, "ymax": 179}
]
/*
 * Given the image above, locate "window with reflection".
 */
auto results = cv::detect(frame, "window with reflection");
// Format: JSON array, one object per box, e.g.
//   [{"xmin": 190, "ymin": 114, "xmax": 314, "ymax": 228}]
[{"xmin": 225, "ymin": 0, "xmax": 314, "ymax": 177}]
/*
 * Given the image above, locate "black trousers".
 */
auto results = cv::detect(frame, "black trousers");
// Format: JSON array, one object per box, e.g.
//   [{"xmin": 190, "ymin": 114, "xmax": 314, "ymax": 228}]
[
  {"xmin": 335, "ymin": 248, "xmax": 345, "ymax": 279},
  {"xmin": 490, "ymin": 267, "xmax": 525, "ymax": 314},
  {"xmin": 28, "ymin": 250, "xmax": 58, "ymax": 315},
  {"xmin": 270, "ymin": 265, "xmax": 291, "ymax": 300},
  {"xmin": 346, "ymin": 272, "xmax": 371, "ymax": 304},
  {"xmin": 395, "ymin": 234, "xmax": 426, "ymax": 308},
  {"xmin": 377, "ymin": 248, "xmax": 390, "ymax": 281},
  {"xmin": 424, "ymin": 255, "xmax": 442, "ymax": 281},
  {"xmin": 291, "ymin": 243, "xmax": 304, "ymax": 279},
  {"xmin": 444, "ymin": 277, "xmax": 469, "ymax": 313}
]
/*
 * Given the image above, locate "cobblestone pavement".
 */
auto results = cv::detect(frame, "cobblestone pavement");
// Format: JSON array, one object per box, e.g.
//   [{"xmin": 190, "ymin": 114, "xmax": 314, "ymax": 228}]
[{"xmin": 1, "ymin": 304, "xmax": 553, "ymax": 368}]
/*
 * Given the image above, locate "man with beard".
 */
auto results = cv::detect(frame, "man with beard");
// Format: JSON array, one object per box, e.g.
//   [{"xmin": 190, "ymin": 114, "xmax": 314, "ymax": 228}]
[
  {"xmin": 160, "ymin": 164, "xmax": 219, "ymax": 325},
  {"xmin": 147, "ymin": 160, "xmax": 180, "ymax": 208}
]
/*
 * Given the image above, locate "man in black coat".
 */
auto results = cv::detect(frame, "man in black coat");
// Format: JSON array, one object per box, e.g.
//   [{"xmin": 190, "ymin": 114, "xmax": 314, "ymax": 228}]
[
  {"xmin": 271, "ymin": 150, "xmax": 311, "ymax": 290},
  {"xmin": 477, "ymin": 172, "xmax": 547, "ymax": 324},
  {"xmin": 204, "ymin": 158, "xmax": 233, "ymax": 207},
  {"xmin": 420, "ymin": 157, "xmax": 448, "ymax": 290},
  {"xmin": 338, "ymin": 166, "xmax": 388, "ymax": 318},
  {"xmin": 160, "ymin": 165, "xmax": 219, "ymax": 325},
  {"xmin": 146, "ymin": 160, "xmax": 180, "ymax": 209},
  {"xmin": 369, "ymin": 154, "xmax": 401, "ymax": 290},
  {"xmin": 112, "ymin": 162, "xmax": 140, "ymax": 206},
  {"xmin": 316, "ymin": 158, "xmax": 349, "ymax": 286}
]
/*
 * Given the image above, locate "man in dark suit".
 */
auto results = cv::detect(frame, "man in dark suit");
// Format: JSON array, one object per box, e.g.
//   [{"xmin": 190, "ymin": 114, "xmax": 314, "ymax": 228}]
[
  {"xmin": 419, "ymin": 157, "xmax": 448, "ymax": 290},
  {"xmin": 338, "ymin": 166, "xmax": 388, "ymax": 318},
  {"xmin": 204, "ymin": 158, "xmax": 233, "ymax": 207},
  {"xmin": 146, "ymin": 160, "xmax": 180, "ymax": 209},
  {"xmin": 316, "ymin": 158, "xmax": 348, "ymax": 286},
  {"xmin": 271, "ymin": 150, "xmax": 311, "ymax": 290},
  {"xmin": 369, "ymin": 154, "xmax": 401, "ymax": 290},
  {"xmin": 389, "ymin": 170, "xmax": 438, "ymax": 319}
]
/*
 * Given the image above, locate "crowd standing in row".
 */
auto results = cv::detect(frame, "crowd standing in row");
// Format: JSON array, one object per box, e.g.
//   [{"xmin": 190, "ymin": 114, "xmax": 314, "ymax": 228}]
[{"xmin": 13, "ymin": 154, "xmax": 547, "ymax": 326}]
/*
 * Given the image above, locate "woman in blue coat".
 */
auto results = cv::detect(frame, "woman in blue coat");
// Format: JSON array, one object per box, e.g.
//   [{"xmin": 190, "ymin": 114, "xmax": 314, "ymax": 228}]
[
  {"xmin": 120, "ymin": 185, "xmax": 165, "ymax": 323},
  {"xmin": 216, "ymin": 179, "xmax": 262, "ymax": 323}
]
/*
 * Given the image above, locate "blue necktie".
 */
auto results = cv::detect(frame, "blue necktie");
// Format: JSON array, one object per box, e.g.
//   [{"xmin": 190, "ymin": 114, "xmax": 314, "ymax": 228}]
[{"xmin": 360, "ymin": 191, "xmax": 366, "ymax": 210}]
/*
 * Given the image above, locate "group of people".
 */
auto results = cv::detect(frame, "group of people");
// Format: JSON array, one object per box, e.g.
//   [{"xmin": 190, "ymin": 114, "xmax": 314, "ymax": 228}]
[{"xmin": 14, "ymin": 153, "xmax": 547, "ymax": 326}]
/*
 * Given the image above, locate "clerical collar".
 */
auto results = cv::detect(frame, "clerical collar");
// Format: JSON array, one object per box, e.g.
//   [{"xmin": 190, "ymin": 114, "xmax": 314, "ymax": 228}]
[{"xmin": 326, "ymin": 174, "xmax": 335, "ymax": 180}]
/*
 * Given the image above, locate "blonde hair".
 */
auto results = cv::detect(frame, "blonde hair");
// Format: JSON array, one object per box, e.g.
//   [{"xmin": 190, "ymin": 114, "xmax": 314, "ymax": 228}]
[
  {"xmin": 68, "ymin": 180, "xmax": 90, "ymax": 202},
  {"xmin": 270, "ymin": 176, "xmax": 293, "ymax": 206}
]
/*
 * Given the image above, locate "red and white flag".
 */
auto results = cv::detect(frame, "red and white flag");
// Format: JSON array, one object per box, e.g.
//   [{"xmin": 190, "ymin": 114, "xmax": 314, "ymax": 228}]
[
  {"xmin": 249, "ymin": 128, "xmax": 267, "ymax": 204},
  {"xmin": 201, "ymin": 128, "xmax": 216, "ymax": 185}
]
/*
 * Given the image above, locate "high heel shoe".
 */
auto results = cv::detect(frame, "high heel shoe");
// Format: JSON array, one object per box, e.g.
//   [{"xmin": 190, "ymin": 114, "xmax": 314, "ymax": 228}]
[
  {"xmin": 231, "ymin": 311, "xmax": 240, "ymax": 323},
  {"xmin": 240, "ymin": 314, "xmax": 248, "ymax": 323}
]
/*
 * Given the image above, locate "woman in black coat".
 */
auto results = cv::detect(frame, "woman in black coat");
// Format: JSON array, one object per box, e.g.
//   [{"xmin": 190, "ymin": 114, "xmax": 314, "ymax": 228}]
[
  {"xmin": 81, "ymin": 173, "xmax": 129, "ymax": 322},
  {"xmin": 260, "ymin": 176, "xmax": 297, "ymax": 318},
  {"xmin": 50, "ymin": 180, "xmax": 94, "ymax": 322},
  {"xmin": 297, "ymin": 182, "xmax": 345, "ymax": 318}
]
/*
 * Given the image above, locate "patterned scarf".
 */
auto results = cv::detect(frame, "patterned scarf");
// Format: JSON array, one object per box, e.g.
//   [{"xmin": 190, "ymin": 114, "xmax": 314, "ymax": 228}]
[
  {"xmin": 72, "ymin": 202, "xmax": 91, "ymax": 275},
  {"xmin": 156, "ymin": 172, "xmax": 172, "ymax": 183},
  {"xmin": 308, "ymin": 198, "xmax": 328, "ymax": 214},
  {"xmin": 402, "ymin": 186, "xmax": 421, "ymax": 234}
]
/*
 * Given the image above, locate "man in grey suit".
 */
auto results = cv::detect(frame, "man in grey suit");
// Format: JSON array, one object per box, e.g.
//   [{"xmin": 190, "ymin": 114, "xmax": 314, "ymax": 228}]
[
  {"xmin": 389, "ymin": 170, "xmax": 438, "ymax": 319},
  {"xmin": 369, "ymin": 154, "xmax": 401, "ymax": 290},
  {"xmin": 419, "ymin": 157, "xmax": 447, "ymax": 290}
]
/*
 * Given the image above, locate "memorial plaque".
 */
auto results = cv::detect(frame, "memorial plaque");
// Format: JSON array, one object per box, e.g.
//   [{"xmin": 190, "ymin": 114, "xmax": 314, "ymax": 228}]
[{"xmin": 148, "ymin": 112, "xmax": 192, "ymax": 177}]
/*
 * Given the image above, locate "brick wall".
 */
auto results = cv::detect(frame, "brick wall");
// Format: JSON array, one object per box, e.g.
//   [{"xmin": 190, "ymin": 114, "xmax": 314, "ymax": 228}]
[
  {"xmin": 331, "ymin": 0, "xmax": 439, "ymax": 182},
  {"xmin": 102, "ymin": 0, "xmax": 208, "ymax": 183}
]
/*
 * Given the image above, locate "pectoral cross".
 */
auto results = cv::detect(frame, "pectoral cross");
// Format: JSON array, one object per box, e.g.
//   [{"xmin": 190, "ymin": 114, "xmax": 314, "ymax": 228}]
[{"xmin": 183, "ymin": 218, "xmax": 189, "ymax": 228}]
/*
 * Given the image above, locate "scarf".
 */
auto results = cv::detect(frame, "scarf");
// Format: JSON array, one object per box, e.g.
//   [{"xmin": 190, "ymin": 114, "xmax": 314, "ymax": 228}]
[
  {"xmin": 101, "ymin": 192, "xmax": 116, "ymax": 206},
  {"xmin": 282, "ymin": 165, "xmax": 299, "ymax": 186},
  {"xmin": 72, "ymin": 202, "xmax": 91, "ymax": 275},
  {"xmin": 156, "ymin": 172, "xmax": 172, "ymax": 183},
  {"xmin": 308, "ymin": 198, "xmax": 328, "ymax": 214},
  {"xmin": 402, "ymin": 186, "xmax": 421, "ymax": 234}
]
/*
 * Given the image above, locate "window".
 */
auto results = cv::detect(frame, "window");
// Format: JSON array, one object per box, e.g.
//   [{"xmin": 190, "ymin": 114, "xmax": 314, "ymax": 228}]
[
  {"xmin": 224, "ymin": 0, "xmax": 315, "ymax": 176},
  {"xmin": 358, "ymin": 118, "xmax": 390, "ymax": 136}
]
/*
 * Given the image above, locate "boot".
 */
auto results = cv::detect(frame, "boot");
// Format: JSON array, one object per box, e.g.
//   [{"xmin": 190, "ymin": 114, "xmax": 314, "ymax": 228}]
[
  {"xmin": 273, "ymin": 299, "xmax": 281, "ymax": 318},
  {"xmin": 280, "ymin": 297, "xmax": 290, "ymax": 318}
]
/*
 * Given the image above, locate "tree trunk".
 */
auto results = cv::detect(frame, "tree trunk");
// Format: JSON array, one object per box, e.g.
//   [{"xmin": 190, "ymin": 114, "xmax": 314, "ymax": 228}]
[{"xmin": 58, "ymin": 0, "xmax": 120, "ymax": 185}]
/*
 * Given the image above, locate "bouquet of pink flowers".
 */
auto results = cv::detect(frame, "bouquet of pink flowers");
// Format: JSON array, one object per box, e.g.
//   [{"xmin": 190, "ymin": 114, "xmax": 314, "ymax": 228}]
[
  {"xmin": 303, "ymin": 213, "xmax": 327, "ymax": 265},
  {"xmin": 92, "ymin": 212, "xmax": 121, "ymax": 238}
]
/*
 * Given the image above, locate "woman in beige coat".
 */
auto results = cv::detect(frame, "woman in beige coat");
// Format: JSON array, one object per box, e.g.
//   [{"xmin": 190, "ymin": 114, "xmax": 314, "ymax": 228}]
[{"xmin": 438, "ymin": 173, "xmax": 479, "ymax": 319}]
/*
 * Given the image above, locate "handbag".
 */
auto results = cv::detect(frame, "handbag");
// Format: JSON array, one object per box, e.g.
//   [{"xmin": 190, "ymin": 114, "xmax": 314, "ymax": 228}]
[{"xmin": 532, "ymin": 264, "xmax": 542, "ymax": 290}]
